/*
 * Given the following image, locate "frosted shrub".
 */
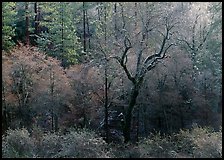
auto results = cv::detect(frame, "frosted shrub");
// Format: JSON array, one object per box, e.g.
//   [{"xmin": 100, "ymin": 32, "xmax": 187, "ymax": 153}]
[
  {"xmin": 2, "ymin": 128, "xmax": 36, "ymax": 158},
  {"xmin": 190, "ymin": 126, "xmax": 222, "ymax": 158},
  {"xmin": 56, "ymin": 128, "xmax": 110, "ymax": 158},
  {"xmin": 38, "ymin": 132, "xmax": 63, "ymax": 158},
  {"xmin": 137, "ymin": 125, "xmax": 222, "ymax": 158},
  {"xmin": 174, "ymin": 125, "xmax": 222, "ymax": 158},
  {"xmin": 138, "ymin": 132, "xmax": 175, "ymax": 158}
]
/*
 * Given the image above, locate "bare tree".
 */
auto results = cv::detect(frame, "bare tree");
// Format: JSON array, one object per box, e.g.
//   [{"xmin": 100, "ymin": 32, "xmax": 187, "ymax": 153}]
[
  {"xmin": 93, "ymin": 2, "xmax": 178, "ymax": 142},
  {"xmin": 111, "ymin": 3, "xmax": 177, "ymax": 142}
]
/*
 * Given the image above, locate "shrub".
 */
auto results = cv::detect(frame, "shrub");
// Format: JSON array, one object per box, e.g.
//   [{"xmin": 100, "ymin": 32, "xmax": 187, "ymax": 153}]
[
  {"xmin": 37, "ymin": 132, "xmax": 63, "ymax": 158},
  {"xmin": 2, "ymin": 128, "xmax": 36, "ymax": 158},
  {"xmin": 190, "ymin": 125, "xmax": 222, "ymax": 158},
  {"xmin": 137, "ymin": 125, "xmax": 222, "ymax": 158},
  {"xmin": 138, "ymin": 132, "xmax": 176, "ymax": 158},
  {"xmin": 55, "ymin": 128, "xmax": 110, "ymax": 158},
  {"xmin": 173, "ymin": 125, "xmax": 222, "ymax": 158},
  {"xmin": 109, "ymin": 143, "xmax": 141, "ymax": 158}
]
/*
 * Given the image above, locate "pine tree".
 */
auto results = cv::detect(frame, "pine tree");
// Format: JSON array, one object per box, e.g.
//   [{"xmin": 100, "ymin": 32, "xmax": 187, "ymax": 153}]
[
  {"xmin": 2, "ymin": 2, "xmax": 17, "ymax": 51},
  {"xmin": 37, "ymin": 2, "xmax": 81, "ymax": 68}
]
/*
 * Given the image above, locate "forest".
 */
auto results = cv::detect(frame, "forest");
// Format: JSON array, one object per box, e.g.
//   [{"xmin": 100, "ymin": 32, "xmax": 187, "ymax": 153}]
[{"xmin": 2, "ymin": 2, "xmax": 222, "ymax": 158}]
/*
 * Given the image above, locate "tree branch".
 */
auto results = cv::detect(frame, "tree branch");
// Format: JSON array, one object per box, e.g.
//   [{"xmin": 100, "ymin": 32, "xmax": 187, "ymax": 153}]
[
  {"xmin": 118, "ymin": 37, "xmax": 136, "ymax": 84},
  {"xmin": 177, "ymin": 38, "xmax": 193, "ymax": 50}
]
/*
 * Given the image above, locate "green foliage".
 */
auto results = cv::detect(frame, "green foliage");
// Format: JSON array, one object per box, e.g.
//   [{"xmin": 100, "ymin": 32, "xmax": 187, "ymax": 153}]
[
  {"xmin": 2, "ymin": 2, "xmax": 17, "ymax": 51},
  {"xmin": 37, "ymin": 2, "xmax": 81, "ymax": 67}
]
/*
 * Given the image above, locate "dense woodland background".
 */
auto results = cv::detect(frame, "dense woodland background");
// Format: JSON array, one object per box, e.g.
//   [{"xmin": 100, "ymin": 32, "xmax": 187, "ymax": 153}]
[{"xmin": 2, "ymin": 2, "xmax": 222, "ymax": 158}]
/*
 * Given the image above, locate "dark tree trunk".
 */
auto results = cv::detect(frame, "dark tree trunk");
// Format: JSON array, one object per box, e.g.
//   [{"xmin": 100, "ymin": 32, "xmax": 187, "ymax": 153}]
[
  {"xmin": 134, "ymin": 3, "xmax": 137, "ymax": 28},
  {"xmin": 25, "ymin": 2, "xmax": 30, "ymax": 46},
  {"xmin": 51, "ymin": 110, "xmax": 54, "ymax": 131},
  {"xmin": 136, "ymin": 107, "xmax": 140, "ymax": 142},
  {"xmin": 50, "ymin": 69, "xmax": 55, "ymax": 132},
  {"xmin": 34, "ymin": 2, "xmax": 40, "ymax": 36},
  {"xmin": 54, "ymin": 114, "xmax": 58, "ymax": 132},
  {"xmin": 104, "ymin": 64, "xmax": 109, "ymax": 143},
  {"xmin": 2, "ymin": 83, "xmax": 8, "ymax": 134},
  {"xmin": 123, "ymin": 84, "xmax": 140, "ymax": 143},
  {"xmin": 114, "ymin": 3, "xmax": 118, "ymax": 40}
]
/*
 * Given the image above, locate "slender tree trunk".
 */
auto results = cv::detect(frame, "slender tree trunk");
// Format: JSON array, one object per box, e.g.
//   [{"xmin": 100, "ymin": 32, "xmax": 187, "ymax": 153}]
[
  {"xmin": 61, "ymin": 3, "xmax": 64, "ymax": 55},
  {"xmin": 97, "ymin": 2, "xmax": 101, "ymax": 21},
  {"xmin": 136, "ymin": 106, "xmax": 140, "ymax": 142},
  {"xmin": 25, "ymin": 2, "xmax": 30, "ymax": 46},
  {"xmin": 34, "ymin": 2, "xmax": 41, "ymax": 45},
  {"xmin": 104, "ymin": 63, "xmax": 109, "ymax": 143},
  {"xmin": 2, "ymin": 82, "xmax": 8, "ymax": 134},
  {"xmin": 83, "ymin": 2, "xmax": 86, "ymax": 52},
  {"xmin": 86, "ymin": 10, "xmax": 91, "ymax": 50},
  {"xmin": 134, "ymin": 2, "xmax": 137, "ymax": 28},
  {"xmin": 34, "ymin": 2, "xmax": 37, "ymax": 43},
  {"xmin": 34, "ymin": 3, "xmax": 39, "ymax": 35},
  {"xmin": 114, "ymin": 3, "xmax": 118, "ymax": 40},
  {"xmin": 54, "ymin": 114, "xmax": 58, "ymax": 132},
  {"xmin": 103, "ymin": 4, "xmax": 109, "ymax": 143},
  {"xmin": 50, "ymin": 68, "xmax": 55, "ymax": 132},
  {"xmin": 104, "ymin": 5, "xmax": 107, "ymax": 43}
]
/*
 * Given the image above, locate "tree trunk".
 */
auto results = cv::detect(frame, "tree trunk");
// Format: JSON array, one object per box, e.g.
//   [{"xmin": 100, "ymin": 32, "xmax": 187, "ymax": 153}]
[
  {"xmin": 34, "ymin": 2, "xmax": 40, "ymax": 39},
  {"xmin": 25, "ymin": 2, "xmax": 30, "ymax": 46},
  {"xmin": 83, "ymin": 2, "xmax": 86, "ymax": 52},
  {"xmin": 104, "ymin": 5, "xmax": 107, "ymax": 44},
  {"xmin": 123, "ymin": 84, "xmax": 140, "ymax": 143},
  {"xmin": 50, "ymin": 68, "xmax": 55, "ymax": 132},
  {"xmin": 104, "ymin": 64, "xmax": 109, "ymax": 143},
  {"xmin": 85, "ymin": 9, "xmax": 91, "ymax": 50},
  {"xmin": 114, "ymin": 3, "xmax": 118, "ymax": 40},
  {"xmin": 2, "ymin": 83, "xmax": 8, "ymax": 134},
  {"xmin": 54, "ymin": 114, "xmax": 58, "ymax": 132},
  {"xmin": 61, "ymin": 2, "xmax": 64, "ymax": 57},
  {"xmin": 136, "ymin": 106, "xmax": 140, "ymax": 142},
  {"xmin": 134, "ymin": 2, "xmax": 137, "ymax": 28}
]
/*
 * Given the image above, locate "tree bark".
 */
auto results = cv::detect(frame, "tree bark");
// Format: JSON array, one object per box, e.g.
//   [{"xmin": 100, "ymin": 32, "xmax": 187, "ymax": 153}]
[
  {"xmin": 86, "ymin": 9, "xmax": 91, "ymax": 50},
  {"xmin": 34, "ymin": 2, "xmax": 40, "ymax": 37},
  {"xmin": 104, "ymin": 63, "xmax": 109, "ymax": 143},
  {"xmin": 123, "ymin": 83, "xmax": 141, "ymax": 143},
  {"xmin": 25, "ymin": 2, "xmax": 30, "ymax": 46},
  {"xmin": 83, "ymin": 2, "xmax": 86, "ymax": 52},
  {"xmin": 114, "ymin": 3, "xmax": 118, "ymax": 40},
  {"xmin": 61, "ymin": 2, "xmax": 64, "ymax": 55}
]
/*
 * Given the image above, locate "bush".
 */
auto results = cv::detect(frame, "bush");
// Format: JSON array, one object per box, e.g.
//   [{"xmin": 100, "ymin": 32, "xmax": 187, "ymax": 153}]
[
  {"xmin": 189, "ymin": 125, "xmax": 222, "ymax": 158},
  {"xmin": 109, "ymin": 143, "xmax": 141, "ymax": 158},
  {"xmin": 2, "ymin": 128, "xmax": 36, "ymax": 158},
  {"xmin": 137, "ymin": 125, "xmax": 222, "ymax": 158},
  {"xmin": 2, "ymin": 126, "xmax": 221, "ymax": 158},
  {"xmin": 37, "ymin": 132, "xmax": 63, "ymax": 158},
  {"xmin": 138, "ymin": 132, "xmax": 176, "ymax": 158},
  {"xmin": 55, "ymin": 128, "xmax": 110, "ymax": 158}
]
